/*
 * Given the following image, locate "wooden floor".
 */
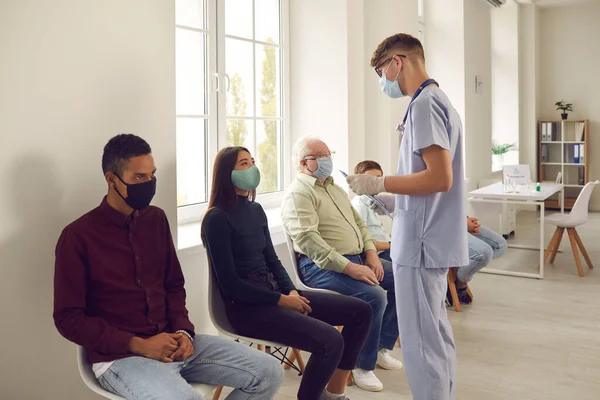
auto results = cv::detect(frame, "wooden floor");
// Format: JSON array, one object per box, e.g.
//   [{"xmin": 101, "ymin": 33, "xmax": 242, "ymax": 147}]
[{"xmin": 224, "ymin": 211, "xmax": 600, "ymax": 400}]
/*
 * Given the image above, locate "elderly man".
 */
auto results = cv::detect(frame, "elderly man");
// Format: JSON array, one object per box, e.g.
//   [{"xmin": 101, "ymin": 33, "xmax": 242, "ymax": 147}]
[{"xmin": 282, "ymin": 136, "xmax": 401, "ymax": 393}]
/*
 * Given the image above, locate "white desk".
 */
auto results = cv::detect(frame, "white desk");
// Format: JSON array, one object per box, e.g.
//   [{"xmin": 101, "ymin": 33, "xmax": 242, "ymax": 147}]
[{"xmin": 468, "ymin": 182, "xmax": 564, "ymax": 279}]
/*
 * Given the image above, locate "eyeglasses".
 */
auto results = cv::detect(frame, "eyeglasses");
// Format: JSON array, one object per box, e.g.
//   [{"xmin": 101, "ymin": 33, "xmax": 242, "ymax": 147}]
[
  {"xmin": 374, "ymin": 54, "xmax": 407, "ymax": 78},
  {"xmin": 304, "ymin": 151, "xmax": 336, "ymax": 160}
]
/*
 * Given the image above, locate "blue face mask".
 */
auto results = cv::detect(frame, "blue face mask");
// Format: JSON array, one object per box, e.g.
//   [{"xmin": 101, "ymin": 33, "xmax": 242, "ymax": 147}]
[
  {"xmin": 380, "ymin": 60, "xmax": 405, "ymax": 98},
  {"xmin": 231, "ymin": 165, "xmax": 261, "ymax": 191},
  {"xmin": 306, "ymin": 157, "xmax": 333, "ymax": 180}
]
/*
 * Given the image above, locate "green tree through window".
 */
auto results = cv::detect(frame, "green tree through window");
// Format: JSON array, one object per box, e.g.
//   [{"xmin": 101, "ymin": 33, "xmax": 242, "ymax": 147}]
[
  {"xmin": 226, "ymin": 73, "xmax": 248, "ymax": 146},
  {"xmin": 257, "ymin": 38, "xmax": 278, "ymax": 193}
]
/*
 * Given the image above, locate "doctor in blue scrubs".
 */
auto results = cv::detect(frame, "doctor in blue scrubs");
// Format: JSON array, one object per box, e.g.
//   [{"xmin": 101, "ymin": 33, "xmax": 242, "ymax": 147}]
[{"xmin": 347, "ymin": 33, "xmax": 468, "ymax": 400}]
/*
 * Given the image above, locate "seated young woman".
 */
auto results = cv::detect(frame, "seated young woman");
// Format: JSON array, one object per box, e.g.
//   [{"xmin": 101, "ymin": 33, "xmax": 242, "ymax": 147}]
[{"xmin": 201, "ymin": 146, "xmax": 372, "ymax": 400}]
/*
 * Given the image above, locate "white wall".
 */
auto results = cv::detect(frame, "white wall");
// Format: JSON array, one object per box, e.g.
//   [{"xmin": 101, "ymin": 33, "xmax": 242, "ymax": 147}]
[
  {"xmin": 538, "ymin": 2, "xmax": 600, "ymax": 208},
  {"xmin": 464, "ymin": 0, "xmax": 493, "ymax": 188},
  {"xmin": 519, "ymin": 3, "xmax": 541, "ymax": 180},
  {"xmin": 491, "ymin": 1, "xmax": 520, "ymax": 169},
  {"xmin": 363, "ymin": 0, "xmax": 418, "ymax": 176},
  {"xmin": 289, "ymin": 0, "xmax": 350, "ymax": 177},
  {"xmin": 0, "ymin": 1, "xmax": 177, "ymax": 398}
]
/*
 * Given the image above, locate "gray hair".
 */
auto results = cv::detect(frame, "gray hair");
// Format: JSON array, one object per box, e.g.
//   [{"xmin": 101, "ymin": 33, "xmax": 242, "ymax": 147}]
[{"xmin": 292, "ymin": 136, "xmax": 321, "ymax": 172}]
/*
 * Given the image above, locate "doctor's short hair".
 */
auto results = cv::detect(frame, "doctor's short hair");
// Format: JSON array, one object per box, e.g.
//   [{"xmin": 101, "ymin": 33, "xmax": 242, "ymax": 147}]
[
  {"xmin": 292, "ymin": 136, "xmax": 322, "ymax": 172},
  {"xmin": 370, "ymin": 33, "xmax": 425, "ymax": 68},
  {"xmin": 354, "ymin": 160, "xmax": 383, "ymax": 175}
]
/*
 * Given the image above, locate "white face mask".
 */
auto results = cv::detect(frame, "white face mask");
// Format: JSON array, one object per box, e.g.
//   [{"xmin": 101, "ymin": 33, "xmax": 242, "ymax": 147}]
[{"xmin": 379, "ymin": 60, "xmax": 405, "ymax": 98}]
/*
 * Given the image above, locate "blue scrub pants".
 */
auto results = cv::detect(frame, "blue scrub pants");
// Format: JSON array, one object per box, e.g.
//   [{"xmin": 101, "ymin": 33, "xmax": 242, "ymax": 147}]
[{"xmin": 394, "ymin": 265, "xmax": 456, "ymax": 400}]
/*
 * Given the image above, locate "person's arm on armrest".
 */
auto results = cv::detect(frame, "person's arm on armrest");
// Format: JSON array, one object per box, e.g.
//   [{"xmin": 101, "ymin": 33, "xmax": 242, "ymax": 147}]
[
  {"xmin": 53, "ymin": 228, "xmax": 134, "ymax": 355},
  {"xmin": 162, "ymin": 213, "xmax": 195, "ymax": 336}
]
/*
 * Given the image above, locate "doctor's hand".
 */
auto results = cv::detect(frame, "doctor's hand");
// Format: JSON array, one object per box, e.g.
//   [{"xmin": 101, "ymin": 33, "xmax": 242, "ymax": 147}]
[
  {"xmin": 347, "ymin": 174, "xmax": 386, "ymax": 195},
  {"xmin": 373, "ymin": 193, "xmax": 396, "ymax": 213}
]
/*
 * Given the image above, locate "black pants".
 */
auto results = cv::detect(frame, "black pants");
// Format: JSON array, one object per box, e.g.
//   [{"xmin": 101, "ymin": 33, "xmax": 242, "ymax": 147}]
[{"xmin": 226, "ymin": 292, "xmax": 372, "ymax": 400}]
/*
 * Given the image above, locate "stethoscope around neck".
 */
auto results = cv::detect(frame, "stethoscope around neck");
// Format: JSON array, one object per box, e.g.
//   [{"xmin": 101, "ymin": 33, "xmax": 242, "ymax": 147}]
[{"xmin": 395, "ymin": 79, "xmax": 439, "ymax": 138}]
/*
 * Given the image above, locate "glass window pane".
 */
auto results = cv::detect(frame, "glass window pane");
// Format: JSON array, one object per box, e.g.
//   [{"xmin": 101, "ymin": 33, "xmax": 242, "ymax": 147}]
[
  {"xmin": 255, "ymin": 0, "xmax": 280, "ymax": 44},
  {"xmin": 226, "ymin": 119, "xmax": 255, "ymax": 156},
  {"xmin": 256, "ymin": 120, "xmax": 280, "ymax": 194},
  {"xmin": 176, "ymin": 0, "xmax": 205, "ymax": 29},
  {"xmin": 176, "ymin": 118, "xmax": 206, "ymax": 206},
  {"xmin": 256, "ymin": 44, "xmax": 280, "ymax": 117},
  {"xmin": 226, "ymin": 39, "xmax": 254, "ymax": 117},
  {"xmin": 225, "ymin": 0, "xmax": 253, "ymax": 39},
  {"xmin": 176, "ymin": 29, "xmax": 206, "ymax": 115}
]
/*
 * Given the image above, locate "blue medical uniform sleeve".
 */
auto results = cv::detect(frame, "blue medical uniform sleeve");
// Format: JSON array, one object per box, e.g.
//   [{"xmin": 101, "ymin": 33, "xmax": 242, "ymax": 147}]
[{"xmin": 410, "ymin": 96, "xmax": 450, "ymax": 154}]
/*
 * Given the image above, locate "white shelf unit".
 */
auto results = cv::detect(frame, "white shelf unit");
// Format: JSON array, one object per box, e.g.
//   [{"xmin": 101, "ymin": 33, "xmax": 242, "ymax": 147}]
[{"xmin": 539, "ymin": 119, "xmax": 590, "ymax": 209}]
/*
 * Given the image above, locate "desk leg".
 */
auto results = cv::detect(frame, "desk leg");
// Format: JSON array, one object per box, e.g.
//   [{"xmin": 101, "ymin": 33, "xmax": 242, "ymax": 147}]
[
  {"xmin": 559, "ymin": 188, "xmax": 565, "ymax": 252},
  {"xmin": 539, "ymin": 201, "xmax": 545, "ymax": 279}
]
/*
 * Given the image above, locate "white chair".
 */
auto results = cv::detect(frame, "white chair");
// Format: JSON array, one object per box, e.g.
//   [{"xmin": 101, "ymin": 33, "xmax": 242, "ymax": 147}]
[
  {"xmin": 542, "ymin": 180, "xmax": 599, "ymax": 276},
  {"xmin": 284, "ymin": 234, "xmax": 340, "ymax": 295},
  {"xmin": 205, "ymin": 251, "xmax": 306, "ymax": 375},
  {"xmin": 77, "ymin": 347, "xmax": 217, "ymax": 399}
]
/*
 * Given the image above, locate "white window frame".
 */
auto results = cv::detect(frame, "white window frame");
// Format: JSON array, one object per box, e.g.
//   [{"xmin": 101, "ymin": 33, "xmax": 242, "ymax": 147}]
[
  {"xmin": 418, "ymin": 0, "xmax": 425, "ymax": 44},
  {"xmin": 177, "ymin": 0, "xmax": 291, "ymax": 226}
]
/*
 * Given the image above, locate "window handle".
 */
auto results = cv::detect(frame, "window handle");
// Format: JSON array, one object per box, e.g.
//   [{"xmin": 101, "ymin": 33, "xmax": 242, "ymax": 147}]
[
  {"xmin": 213, "ymin": 72, "xmax": 221, "ymax": 93},
  {"xmin": 224, "ymin": 73, "xmax": 231, "ymax": 92}
]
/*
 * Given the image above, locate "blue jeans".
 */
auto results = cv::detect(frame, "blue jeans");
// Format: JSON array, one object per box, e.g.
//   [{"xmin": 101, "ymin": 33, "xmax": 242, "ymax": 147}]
[
  {"xmin": 459, "ymin": 226, "xmax": 507, "ymax": 282},
  {"xmin": 379, "ymin": 250, "xmax": 391, "ymax": 262},
  {"xmin": 299, "ymin": 254, "xmax": 399, "ymax": 371},
  {"xmin": 98, "ymin": 335, "xmax": 283, "ymax": 400}
]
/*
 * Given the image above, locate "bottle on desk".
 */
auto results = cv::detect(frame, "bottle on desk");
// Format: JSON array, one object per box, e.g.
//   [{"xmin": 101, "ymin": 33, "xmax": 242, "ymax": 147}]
[{"xmin": 536, "ymin": 182, "xmax": 541, "ymax": 192}]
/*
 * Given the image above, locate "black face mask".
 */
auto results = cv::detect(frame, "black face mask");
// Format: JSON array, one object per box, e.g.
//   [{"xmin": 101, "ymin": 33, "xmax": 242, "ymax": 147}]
[{"xmin": 114, "ymin": 175, "xmax": 157, "ymax": 210}]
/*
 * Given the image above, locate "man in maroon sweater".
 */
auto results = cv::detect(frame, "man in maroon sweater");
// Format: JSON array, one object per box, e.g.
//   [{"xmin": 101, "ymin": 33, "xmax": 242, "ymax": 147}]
[{"xmin": 53, "ymin": 134, "xmax": 282, "ymax": 400}]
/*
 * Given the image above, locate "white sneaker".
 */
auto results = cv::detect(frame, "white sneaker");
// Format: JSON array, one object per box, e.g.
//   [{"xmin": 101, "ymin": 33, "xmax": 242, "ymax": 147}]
[
  {"xmin": 351, "ymin": 369, "xmax": 384, "ymax": 392},
  {"xmin": 376, "ymin": 349, "xmax": 403, "ymax": 370}
]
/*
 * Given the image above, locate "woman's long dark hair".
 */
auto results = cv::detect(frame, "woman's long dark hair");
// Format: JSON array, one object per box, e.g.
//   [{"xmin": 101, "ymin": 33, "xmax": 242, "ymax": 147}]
[{"xmin": 206, "ymin": 146, "xmax": 256, "ymax": 213}]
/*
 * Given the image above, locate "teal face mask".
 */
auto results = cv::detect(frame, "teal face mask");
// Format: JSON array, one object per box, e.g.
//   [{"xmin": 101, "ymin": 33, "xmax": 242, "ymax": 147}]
[{"xmin": 231, "ymin": 165, "xmax": 261, "ymax": 191}]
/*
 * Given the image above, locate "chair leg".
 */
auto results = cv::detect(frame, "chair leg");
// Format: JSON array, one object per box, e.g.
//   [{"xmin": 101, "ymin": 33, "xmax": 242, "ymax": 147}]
[
  {"xmin": 291, "ymin": 348, "xmax": 306, "ymax": 373},
  {"xmin": 573, "ymin": 229, "xmax": 594, "ymax": 269},
  {"xmin": 212, "ymin": 385, "xmax": 224, "ymax": 400},
  {"xmin": 466, "ymin": 285, "xmax": 474, "ymax": 300},
  {"xmin": 539, "ymin": 227, "xmax": 562, "ymax": 270},
  {"xmin": 550, "ymin": 227, "xmax": 565, "ymax": 264},
  {"xmin": 567, "ymin": 228, "xmax": 585, "ymax": 277},
  {"xmin": 283, "ymin": 349, "xmax": 296, "ymax": 370},
  {"xmin": 447, "ymin": 269, "xmax": 461, "ymax": 312}
]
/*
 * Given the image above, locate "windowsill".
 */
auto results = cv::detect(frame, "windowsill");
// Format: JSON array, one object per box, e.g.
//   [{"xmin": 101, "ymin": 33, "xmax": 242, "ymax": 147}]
[{"xmin": 177, "ymin": 206, "xmax": 286, "ymax": 253}]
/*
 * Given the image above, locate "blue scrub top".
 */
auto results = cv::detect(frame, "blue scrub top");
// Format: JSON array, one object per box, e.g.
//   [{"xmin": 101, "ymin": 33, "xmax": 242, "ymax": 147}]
[{"xmin": 391, "ymin": 86, "xmax": 469, "ymax": 269}]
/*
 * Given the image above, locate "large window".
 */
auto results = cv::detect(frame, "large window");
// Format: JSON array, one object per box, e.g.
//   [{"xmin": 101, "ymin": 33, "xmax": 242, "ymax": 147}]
[{"xmin": 176, "ymin": 0, "xmax": 288, "ymax": 222}]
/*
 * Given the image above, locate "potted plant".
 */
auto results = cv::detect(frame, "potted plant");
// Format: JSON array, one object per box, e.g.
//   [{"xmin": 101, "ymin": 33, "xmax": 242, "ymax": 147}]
[
  {"xmin": 555, "ymin": 100, "xmax": 573, "ymax": 120},
  {"xmin": 492, "ymin": 142, "xmax": 516, "ymax": 171}
]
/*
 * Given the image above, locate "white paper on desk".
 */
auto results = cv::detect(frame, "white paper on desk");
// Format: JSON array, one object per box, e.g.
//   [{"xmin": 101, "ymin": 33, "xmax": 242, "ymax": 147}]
[{"xmin": 503, "ymin": 165, "xmax": 531, "ymax": 185}]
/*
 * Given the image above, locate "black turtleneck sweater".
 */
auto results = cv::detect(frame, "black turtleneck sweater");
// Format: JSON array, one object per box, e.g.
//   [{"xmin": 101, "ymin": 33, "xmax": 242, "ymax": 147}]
[{"xmin": 202, "ymin": 196, "xmax": 296, "ymax": 305}]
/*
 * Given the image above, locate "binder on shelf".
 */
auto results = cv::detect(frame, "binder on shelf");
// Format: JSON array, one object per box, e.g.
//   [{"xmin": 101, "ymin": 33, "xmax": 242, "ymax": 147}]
[
  {"xmin": 542, "ymin": 122, "xmax": 548, "ymax": 142},
  {"xmin": 541, "ymin": 144, "xmax": 548, "ymax": 162},
  {"xmin": 576, "ymin": 122, "xmax": 585, "ymax": 141},
  {"xmin": 579, "ymin": 168, "xmax": 585, "ymax": 186},
  {"xmin": 574, "ymin": 144, "xmax": 580, "ymax": 163},
  {"xmin": 579, "ymin": 144, "xmax": 584, "ymax": 163}
]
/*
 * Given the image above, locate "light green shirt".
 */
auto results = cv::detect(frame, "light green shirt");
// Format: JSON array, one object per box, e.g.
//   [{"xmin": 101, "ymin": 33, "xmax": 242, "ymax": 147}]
[{"xmin": 282, "ymin": 173, "xmax": 377, "ymax": 273}]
